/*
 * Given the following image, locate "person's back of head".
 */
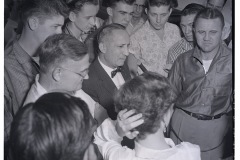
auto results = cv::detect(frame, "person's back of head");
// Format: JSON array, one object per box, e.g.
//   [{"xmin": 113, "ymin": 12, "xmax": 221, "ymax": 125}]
[
  {"xmin": 10, "ymin": 92, "xmax": 96, "ymax": 160},
  {"xmin": 114, "ymin": 71, "xmax": 177, "ymax": 140},
  {"xmin": 193, "ymin": 7, "xmax": 224, "ymax": 29},
  {"xmin": 19, "ymin": 0, "xmax": 69, "ymax": 26},
  {"xmin": 38, "ymin": 34, "xmax": 88, "ymax": 74}
]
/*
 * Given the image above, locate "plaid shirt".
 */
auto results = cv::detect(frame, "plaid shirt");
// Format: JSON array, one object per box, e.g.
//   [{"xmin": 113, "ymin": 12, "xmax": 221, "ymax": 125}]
[
  {"xmin": 4, "ymin": 41, "xmax": 39, "ymax": 142},
  {"xmin": 167, "ymin": 38, "xmax": 193, "ymax": 65}
]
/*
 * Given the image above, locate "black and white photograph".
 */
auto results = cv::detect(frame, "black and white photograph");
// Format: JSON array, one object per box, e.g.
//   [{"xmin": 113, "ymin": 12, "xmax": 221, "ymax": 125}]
[{"xmin": 4, "ymin": 0, "xmax": 234, "ymax": 159}]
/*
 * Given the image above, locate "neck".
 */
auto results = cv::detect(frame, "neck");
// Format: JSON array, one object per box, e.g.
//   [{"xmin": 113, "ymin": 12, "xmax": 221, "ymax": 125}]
[
  {"xmin": 131, "ymin": 16, "xmax": 141, "ymax": 26},
  {"xmin": 67, "ymin": 22, "xmax": 83, "ymax": 39},
  {"xmin": 137, "ymin": 129, "xmax": 170, "ymax": 150},
  {"xmin": 38, "ymin": 73, "xmax": 58, "ymax": 92},
  {"xmin": 18, "ymin": 29, "xmax": 40, "ymax": 57},
  {"xmin": 200, "ymin": 44, "xmax": 220, "ymax": 60}
]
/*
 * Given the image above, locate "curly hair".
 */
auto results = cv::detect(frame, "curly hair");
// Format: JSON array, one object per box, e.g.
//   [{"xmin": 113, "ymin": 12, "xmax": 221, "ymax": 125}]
[{"xmin": 114, "ymin": 72, "xmax": 177, "ymax": 140}]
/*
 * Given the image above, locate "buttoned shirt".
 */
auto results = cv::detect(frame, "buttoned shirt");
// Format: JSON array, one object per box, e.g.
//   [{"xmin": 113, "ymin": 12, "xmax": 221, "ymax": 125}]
[
  {"xmin": 130, "ymin": 21, "xmax": 181, "ymax": 77},
  {"xmin": 98, "ymin": 57, "xmax": 125, "ymax": 89},
  {"xmin": 24, "ymin": 74, "xmax": 97, "ymax": 117},
  {"xmin": 167, "ymin": 38, "xmax": 193, "ymax": 65},
  {"xmin": 168, "ymin": 43, "xmax": 232, "ymax": 116},
  {"xmin": 94, "ymin": 118, "xmax": 201, "ymax": 160},
  {"xmin": 4, "ymin": 40, "xmax": 39, "ymax": 142}
]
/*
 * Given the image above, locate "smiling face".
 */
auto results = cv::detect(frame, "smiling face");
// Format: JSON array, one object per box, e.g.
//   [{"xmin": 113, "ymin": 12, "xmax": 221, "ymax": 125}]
[
  {"xmin": 36, "ymin": 15, "xmax": 65, "ymax": 44},
  {"xmin": 194, "ymin": 17, "xmax": 223, "ymax": 54},
  {"xmin": 147, "ymin": 5, "xmax": 172, "ymax": 30},
  {"xmin": 100, "ymin": 29, "xmax": 130, "ymax": 69},
  {"xmin": 110, "ymin": 2, "xmax": 134, "ymax": 27},
  {"xmin": 180, "ymin": 14, "xmax": 196, "ymax": 42},
  {"xmin": 71, "ymin": 4, "xmax": 99, "ymax": 33},
  {"xmin": 58, "ymin": 54, "xmax": 90, "ymax": 92}
]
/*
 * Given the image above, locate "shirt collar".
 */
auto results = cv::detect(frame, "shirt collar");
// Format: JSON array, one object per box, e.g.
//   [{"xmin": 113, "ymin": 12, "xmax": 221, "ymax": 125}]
[
  {"xmin": 13, "ymin": 40, "xmax": 36, "ymax": 64},
  {"xmin": 134, "ymin": 138, "xmax": 177, "ymax": 159},
  {"xmin": 35, "ymin": 74, "xmax": 48, "ymax": 95},
  {"xmin": 98, "ymin": 57, "xmax": 116, "ymax": 78},
  {"xmin": 192, "ymin": 42, "xmax": 230, "ymax": 63}
]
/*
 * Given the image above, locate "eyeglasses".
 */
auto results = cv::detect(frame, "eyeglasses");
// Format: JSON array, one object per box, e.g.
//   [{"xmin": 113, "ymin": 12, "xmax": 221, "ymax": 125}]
[{"xmin": 60, "ymin": 67, "xmax": 88, "ymax": 79}]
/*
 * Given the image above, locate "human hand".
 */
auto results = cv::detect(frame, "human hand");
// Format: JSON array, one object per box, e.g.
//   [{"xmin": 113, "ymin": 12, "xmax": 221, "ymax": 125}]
[{"xmin": 116, "ymin": 109, "xmax": 144, "ymax": 139}]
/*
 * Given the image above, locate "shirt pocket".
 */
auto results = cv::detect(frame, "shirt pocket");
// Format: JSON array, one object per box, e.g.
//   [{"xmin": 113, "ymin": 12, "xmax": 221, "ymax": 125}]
[{"xmin": 215, "ymin": 63, "xmax": 232, "ymax": 87}]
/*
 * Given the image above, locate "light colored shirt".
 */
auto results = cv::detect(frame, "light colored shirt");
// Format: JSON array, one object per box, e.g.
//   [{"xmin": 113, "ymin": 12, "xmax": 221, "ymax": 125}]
[
  {"xmin": 202, "ymin": 59, "xmax": 213, "ymax": 74},
  {"xmin": 94, "ymin": 118, "xmax": 201, "ymax": 160},
  {"xmin": 24, "ymin": 74, "xmax": 96, "ymax": 117},
  {"xmin": 126, "ymin": 17, "xmax": 147, "ymax": 35},
  {"xmin": 130, "ymin": 21, "xmax": 181, "ymax": 77},
  {"xmin": 98, "ymin": 57, "xmax": 125, "ymax": 89}
]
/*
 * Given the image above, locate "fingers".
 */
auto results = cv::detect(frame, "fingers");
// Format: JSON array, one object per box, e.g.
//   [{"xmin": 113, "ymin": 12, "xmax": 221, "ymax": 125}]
[{"xmin": 121, "ymin": 109, "xmax": 136, "ymax": 120}]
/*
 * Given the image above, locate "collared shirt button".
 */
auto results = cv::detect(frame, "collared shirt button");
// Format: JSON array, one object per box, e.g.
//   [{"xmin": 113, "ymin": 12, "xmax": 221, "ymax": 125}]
[{"xmin": 201, "ymin": 103, "xmax": 205, "ymax": 106}]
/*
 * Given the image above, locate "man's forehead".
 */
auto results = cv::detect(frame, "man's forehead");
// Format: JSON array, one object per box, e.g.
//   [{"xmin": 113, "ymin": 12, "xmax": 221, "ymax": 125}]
[
  {"xmin": 114, "ymin": 2, "xmax": 134, "ymax": 11},
  {"xmin": 79, "ymin": 4, "xmax": 99, "ymax": 16},
  {"xmin": 181, "ymin": 14, "xmax": 196, "ymax": 23},
  {"xmin": 135, "ymin": 0, "xmax": 146, "ymax": 5},
  {"xmin": 195, "ymin": 18, "xmax": 222, "ymax": 29},
  {"xmin": 148, "ymin": 5, "xmax": 170, "ymax": 13}
]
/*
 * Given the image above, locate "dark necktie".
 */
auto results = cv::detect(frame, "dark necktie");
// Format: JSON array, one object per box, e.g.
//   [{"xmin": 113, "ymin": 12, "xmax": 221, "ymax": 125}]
[{"xmin": 111, "ymin": 67, "xmax": 122, "ymax": 78}]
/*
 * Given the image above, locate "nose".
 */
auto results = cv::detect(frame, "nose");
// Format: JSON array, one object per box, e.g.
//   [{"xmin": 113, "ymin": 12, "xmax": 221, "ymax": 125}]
[
  {"xmin": 156, "ymin": 15, "xmax": 161, "ymax": 23},
  {"xmin": 185, "ymin": 26, "xmax": 192, "ymax": 35},
  {"xmin": 57, "ymin": 27, "xmax": 62, "ymax": 34},
  {"xmin": 89, "ymin": 17, "xmax": 96, "ymax": 26},
  {"xmin": 136, "ymin": 5, "xmax": 141, "ymax": 12},
  {"xmin": 203, "ymin": 32, "xmax": 210, "ymax": 41},
  {"xmin": 123, "ymin": 46, "xmax": 129, "ymax": 56},
  {"xmin": 125, "ymin": 14, "xmax": 132, "ymax": 23}
]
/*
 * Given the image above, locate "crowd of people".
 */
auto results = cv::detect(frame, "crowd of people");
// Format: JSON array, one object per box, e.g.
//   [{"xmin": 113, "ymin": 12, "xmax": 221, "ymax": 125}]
[{"xmin": 4, "ymin": 0, "xmax": 233, "ymax": 160}]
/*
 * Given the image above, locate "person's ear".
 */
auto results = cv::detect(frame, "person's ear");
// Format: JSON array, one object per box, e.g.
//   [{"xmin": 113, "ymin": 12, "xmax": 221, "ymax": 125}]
[
  {"xmin": 52, "ymin": 68, "xmax": 62, "ymax": 82},
  {"xmin": 107, "ymin": 7, "xmax": 113, "ymax": 16},
  {"xmin": 168, "ymin": 8, "xmax": 172, "ymax": 15},
  {"xmin": 69, "ymin": 11, "xmax": 76, "ymax": 22},
  {"xmin": 99, "ymin": 42, "xmax": 106, "ymax": 53},
  {"xmin": 28, "ymin": 16, "xmax": 39, "ymax": 30},
  {"xmin": 145, "ymin": 8, "xmax": 148, "ymax": 15}
]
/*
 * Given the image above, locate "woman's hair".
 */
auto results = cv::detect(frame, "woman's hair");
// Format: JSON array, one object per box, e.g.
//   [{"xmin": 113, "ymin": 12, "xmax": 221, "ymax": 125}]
[
  {"xmin": 10, "ymin": 92, "xmax": 96, "ymax": 160},
  {"xmin": 114, "ymin": 72, "xmax": 177, "ymax": 140}
]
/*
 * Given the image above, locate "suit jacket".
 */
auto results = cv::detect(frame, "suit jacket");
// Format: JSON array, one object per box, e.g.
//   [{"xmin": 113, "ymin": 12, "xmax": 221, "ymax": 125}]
[
  {"xmin": 82, "ymin": 58, "xmax": 131, "ymax": 120},
  {"xmin": 4, "ymin": 41, "xmax": 39, "ymax": 144}
]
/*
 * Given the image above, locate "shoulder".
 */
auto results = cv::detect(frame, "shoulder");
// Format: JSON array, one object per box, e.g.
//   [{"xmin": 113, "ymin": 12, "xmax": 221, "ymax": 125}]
[
  {"xmin": 165, "ymin": 22, "xmax": 180, "ymax": 32},
  {"xmin": 170, "ymin": 142, "xmax": 201, "ymax": 160}
]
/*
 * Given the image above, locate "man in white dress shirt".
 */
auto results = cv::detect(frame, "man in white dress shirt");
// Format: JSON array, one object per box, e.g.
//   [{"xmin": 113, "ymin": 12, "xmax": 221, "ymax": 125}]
[{"xmin": 24, "ymin": 34, "xmax": 108, "ymax": 126}]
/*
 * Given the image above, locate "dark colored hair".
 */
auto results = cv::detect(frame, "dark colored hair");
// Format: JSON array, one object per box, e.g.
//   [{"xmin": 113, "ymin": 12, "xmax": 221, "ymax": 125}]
[
  {"xmin": 109, "ymin": 0, "xmax": 135, "ymax": 8},
  {"xmin": 181, "ymin": 3, "xmax": 205, "ymax": 17},
  {"xmin": 19, "ymin": 0, "xmax": 69, "ymax": 24},
  {"xmin": 114, "ymin": 72, "xmax": 177, "ymax": 140},
  {"xmin": 193, "ymin": 7, "xmax": 225, "ymax": 29},
  {"xmin": 10, "ymin": 92, "xmax": 96, "ymax": 160},
  {"xmin": 38, "ymin": 34, "xmax": 88, "ymax": 74},
  {"xmin": 65, "ymin": 0, "xmax": 99, "ymax": 13},
  {"xmin": 146, "ymin": 0, "xmax": 178, "ymax": 9},
  {"xmin": 97, "ymin": 23, "xmax": 126, "ymax": 49}
]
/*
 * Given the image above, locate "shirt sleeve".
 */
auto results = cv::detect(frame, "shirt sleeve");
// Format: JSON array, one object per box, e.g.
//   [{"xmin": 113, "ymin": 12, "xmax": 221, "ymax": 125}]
[
  {"xmin": 129, "ymin": 34, "xmax": 141, "ymax": 61},
  {"xmin": 94, "ymin": 118, "xmax": 138, "ymax": 160},
  {"xmin": 168, "ymin": 57, "xmax": 182, "ymax": 97}
]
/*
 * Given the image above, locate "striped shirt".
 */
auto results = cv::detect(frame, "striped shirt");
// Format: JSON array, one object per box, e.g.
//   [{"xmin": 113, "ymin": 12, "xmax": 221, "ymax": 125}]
[{"xmin": 167, "ymin": 38, "xmax": 193, "ymax": 65}]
